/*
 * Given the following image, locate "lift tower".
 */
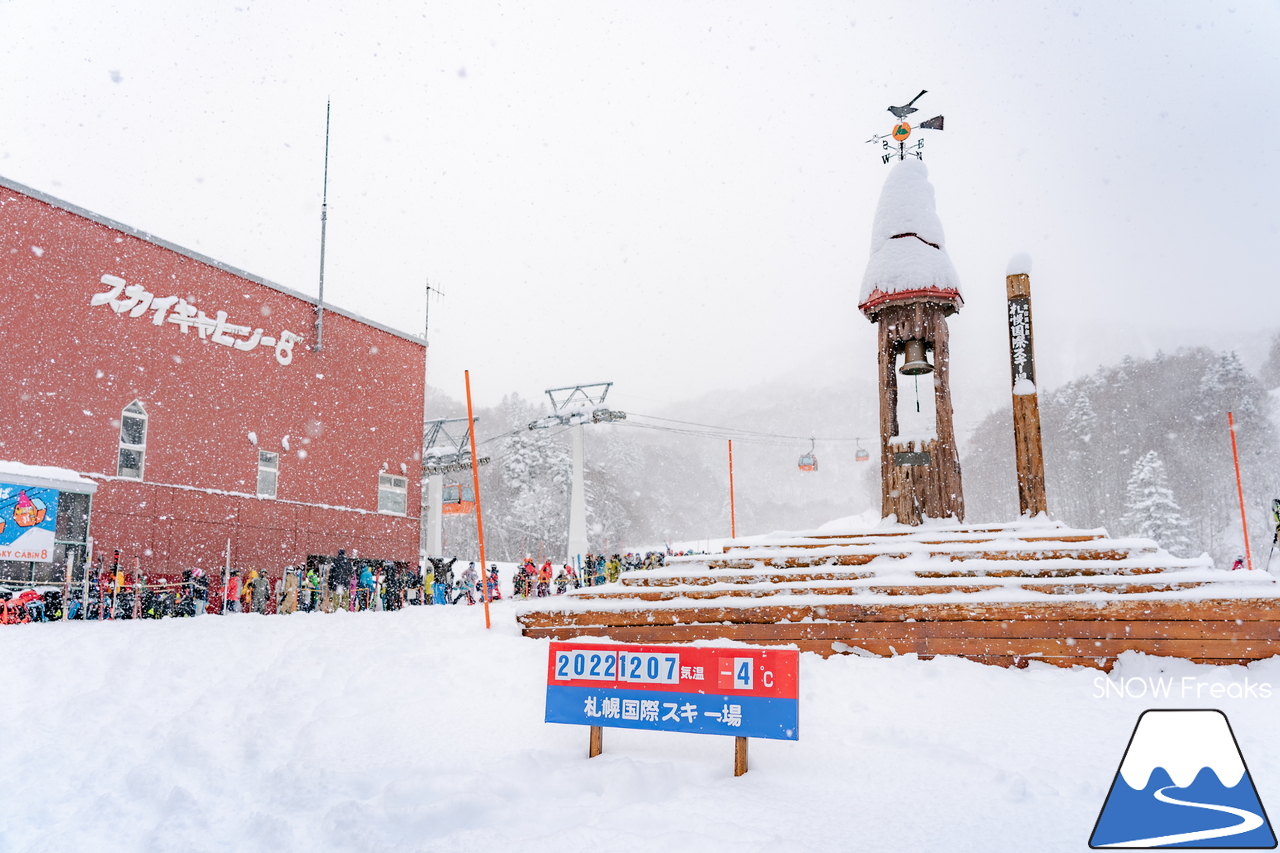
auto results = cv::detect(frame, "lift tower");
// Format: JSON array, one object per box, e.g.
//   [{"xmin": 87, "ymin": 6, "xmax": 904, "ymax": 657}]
[
  {"xmin": 422, "ymin": 417, "xmax": 489, "ymax": 558},
  {"xmin": 528, "ymin": 383, "xmax": 625, "ymax": 567}
]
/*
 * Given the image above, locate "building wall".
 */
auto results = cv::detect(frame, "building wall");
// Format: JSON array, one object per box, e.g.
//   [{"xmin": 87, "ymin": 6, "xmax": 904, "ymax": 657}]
[{"xmin": 0, "ymin": 180, "xmax": 425, "ymax": 580}]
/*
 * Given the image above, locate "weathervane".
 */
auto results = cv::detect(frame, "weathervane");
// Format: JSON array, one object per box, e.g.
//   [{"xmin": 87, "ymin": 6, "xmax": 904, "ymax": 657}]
[{"xmin": 865, "ymin": 89, "xmax": 945, "ymax": 164}]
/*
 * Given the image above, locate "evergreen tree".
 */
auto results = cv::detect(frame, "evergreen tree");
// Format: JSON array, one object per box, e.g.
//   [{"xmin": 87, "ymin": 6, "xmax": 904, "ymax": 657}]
[
  {"xmin": 1259, "ymin": 332, "xmax": 1280, "ymax": 390},
  {"xmin": 1119, "ymin": 451, "xmax": 1190, "ymax": 554}
]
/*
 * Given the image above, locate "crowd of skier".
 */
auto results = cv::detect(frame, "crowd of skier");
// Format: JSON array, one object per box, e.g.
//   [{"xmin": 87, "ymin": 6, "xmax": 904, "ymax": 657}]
[{"xmin": 0, "ymin": 547, "xmax": 668, "ymax": 623}]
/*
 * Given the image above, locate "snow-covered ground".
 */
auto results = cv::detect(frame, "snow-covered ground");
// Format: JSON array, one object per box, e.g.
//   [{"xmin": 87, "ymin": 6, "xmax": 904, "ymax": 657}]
[{"xmin": 5, "ymin": 603, "xmax": 1279, "ymax": 852}]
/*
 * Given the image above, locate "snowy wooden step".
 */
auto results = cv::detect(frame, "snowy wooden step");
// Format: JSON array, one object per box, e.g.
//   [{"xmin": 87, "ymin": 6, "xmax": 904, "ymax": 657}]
[
  {"xmin": 724, "ymin": 532, "xmax": 1106, "ymax": 549},
  {"xmin": 519, "ymin": 517, "xmax": 1280, "ymax": 669},
  {"xmin": 573, "ymin": 577, "xmax": 1215, "ymax": 601},
  {"xmin": 710, "ymin": 547, "xmax": 1156, "ymax": 566},
  {"xmin": 516, "ymin": 594, "xmax": 1280, "ymax": 670}
]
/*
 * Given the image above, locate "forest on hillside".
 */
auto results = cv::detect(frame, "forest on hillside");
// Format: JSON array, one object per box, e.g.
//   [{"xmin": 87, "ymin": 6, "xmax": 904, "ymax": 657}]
[{"xmin": 965, "ymin": 341, "xmax": 1280, "ymax": 565}]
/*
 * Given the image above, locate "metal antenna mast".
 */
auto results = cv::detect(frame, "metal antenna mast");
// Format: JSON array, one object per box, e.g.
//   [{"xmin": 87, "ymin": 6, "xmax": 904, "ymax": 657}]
[
  {"xmin": 314, "ymin": 100, "xmax": 331, "ymax": 351},
  {"xmin": 424, "ymin": 280, "xmax": 445, "ymax": 347}
]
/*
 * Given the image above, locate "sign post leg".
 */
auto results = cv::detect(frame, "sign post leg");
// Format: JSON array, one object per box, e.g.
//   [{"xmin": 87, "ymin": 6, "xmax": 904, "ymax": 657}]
[
  {"xmin": 588, "ymin": 725, "xmax": 603, "ymax": 758},
  {"xmin": 734, "ymin": 736, "xmax": 749, "ymax": 776}
]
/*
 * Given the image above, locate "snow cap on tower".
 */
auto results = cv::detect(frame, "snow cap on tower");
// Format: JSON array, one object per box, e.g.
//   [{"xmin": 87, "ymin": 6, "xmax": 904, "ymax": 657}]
[{"xmin": 859, "ymin": 159, "xmax": 963, "ymax": 318}]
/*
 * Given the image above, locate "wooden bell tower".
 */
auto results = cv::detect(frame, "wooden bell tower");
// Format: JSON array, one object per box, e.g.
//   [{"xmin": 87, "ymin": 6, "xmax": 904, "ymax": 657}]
[
  {"xmin": 857, "ymin": 154, "xmax": 965, "ymax": 525},
  {"xmin": 865, "ymin": 296, "xmax": 964, "ymax": 525}
]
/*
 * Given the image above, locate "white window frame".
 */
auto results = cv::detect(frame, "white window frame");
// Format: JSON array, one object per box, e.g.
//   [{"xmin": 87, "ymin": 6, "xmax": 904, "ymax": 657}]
[
  {"xmin": 378, "ymin": 473, "xmax": 408, "ymax": 515},
  {"xmin": 117, "ymin": 400, "xmax": 147, "ymax": 480},
  {"xmin": 257, "ymin": 451, "xmax": 279, "ymax": 498}
]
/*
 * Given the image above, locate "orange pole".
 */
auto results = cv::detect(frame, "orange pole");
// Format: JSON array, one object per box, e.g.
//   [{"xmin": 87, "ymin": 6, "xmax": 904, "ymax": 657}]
[
  {"xmin": 465, "ymin": 370, "xmax": 491, "ymax": 628},
  {"xmin": 728, "ymin": 440, "xmax": 737, "ymax": 540},
  {"xmin": 1228, "ymin": 412, "xmax": 1254, "ymax": 572}
]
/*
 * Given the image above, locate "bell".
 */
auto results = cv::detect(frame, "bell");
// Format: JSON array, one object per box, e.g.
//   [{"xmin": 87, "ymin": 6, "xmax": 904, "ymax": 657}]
[{"xmin": 899, "ymin": 339, "xmax": 934, "ymax": 375}]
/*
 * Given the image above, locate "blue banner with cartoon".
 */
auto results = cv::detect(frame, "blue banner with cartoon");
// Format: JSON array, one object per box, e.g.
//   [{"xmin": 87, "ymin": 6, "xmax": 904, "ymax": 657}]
[{"xmin": 0, "ymin": 483, "xmax": 59, "ymax": 562}]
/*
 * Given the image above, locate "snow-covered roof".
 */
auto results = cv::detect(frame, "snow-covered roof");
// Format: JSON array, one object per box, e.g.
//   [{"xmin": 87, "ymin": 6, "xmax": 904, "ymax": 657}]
[
  {"xmin": 0, "ymin": 460, "xmax": 97, "ymax": 492},
  {"xmin": 859, "ymin": 159, "xmax": 963, "ymax": 316}
]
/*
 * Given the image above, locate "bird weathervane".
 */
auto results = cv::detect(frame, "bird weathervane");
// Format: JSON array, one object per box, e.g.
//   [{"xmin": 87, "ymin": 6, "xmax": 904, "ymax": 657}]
[{"xmin": 865, "ymin": 89, "xmax": 945, "ymax": 164}]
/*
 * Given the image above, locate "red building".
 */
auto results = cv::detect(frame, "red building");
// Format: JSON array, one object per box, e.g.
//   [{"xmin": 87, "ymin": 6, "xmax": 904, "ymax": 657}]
[{"xmin": 0, "ymin": 175, "xmax": 425, "ymax": 585}]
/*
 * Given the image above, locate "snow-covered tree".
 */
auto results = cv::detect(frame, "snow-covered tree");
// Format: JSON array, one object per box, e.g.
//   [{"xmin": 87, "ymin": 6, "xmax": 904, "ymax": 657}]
[
  {"xmin": 965, "ymin": 345, "xmax": 1278, "ymax": 565},
  {"xmin": 1259, "ymin": 332, "xmax": 1280, "ymax": 390},
  {"xmin": 1119, "ymin": 451, "xmax": 1190, "ymax": 555}
]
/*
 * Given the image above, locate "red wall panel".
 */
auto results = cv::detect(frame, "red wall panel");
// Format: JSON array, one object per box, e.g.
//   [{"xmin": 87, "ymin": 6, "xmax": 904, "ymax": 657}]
[{"xmin": 0, "ymin": 182, "xmax": 424, "ymax": 581}]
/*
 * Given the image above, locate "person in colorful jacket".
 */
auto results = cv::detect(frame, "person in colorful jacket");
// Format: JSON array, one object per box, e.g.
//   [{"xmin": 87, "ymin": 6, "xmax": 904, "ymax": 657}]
[{"xmin": 224, "ymin": 570, "xmax": 241, "ymax": 613}]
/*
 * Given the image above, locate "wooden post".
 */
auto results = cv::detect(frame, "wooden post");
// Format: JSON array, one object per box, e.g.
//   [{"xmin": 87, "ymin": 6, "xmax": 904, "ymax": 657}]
[
  {"xmin": 1228, "ymin": 412, "xmax": 1254, "ymax": 571},
  {"xmin": 588, "ymin": 725, "xmax": 603, "ymax": 758},
  {"xmin": 465, "ymin": 370, "xmax": 491, "ymax": 629},
  {"xmin": 728, "ymin": 440, "xmax": 737, "ymax": 539},
  {"xmin": 1006, "ymin": 272, "xmax": 1048, "ymax": 517},
  {"xmin": 734, "ymin": 736, "xmax": 749, "ymax": 776}
]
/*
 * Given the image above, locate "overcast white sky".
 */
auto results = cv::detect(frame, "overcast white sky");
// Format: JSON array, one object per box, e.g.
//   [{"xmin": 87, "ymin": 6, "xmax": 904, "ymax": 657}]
[{"xmin": 3, "ymin": 1, "xmax": 1277, "ymax": 410}]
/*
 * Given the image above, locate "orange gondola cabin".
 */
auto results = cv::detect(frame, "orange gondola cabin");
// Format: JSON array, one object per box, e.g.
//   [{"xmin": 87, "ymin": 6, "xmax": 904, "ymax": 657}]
[{"xmin": 441, "ymin": 483, "xmax": 476, "ymax": 515}]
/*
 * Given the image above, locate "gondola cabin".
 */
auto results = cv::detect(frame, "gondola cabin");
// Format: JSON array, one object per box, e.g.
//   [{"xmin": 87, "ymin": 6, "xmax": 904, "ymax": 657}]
[
  {"xmin": 855, "ymin": 448, "xmax": 870, "ymax": 463},
  {"xmin": 441, "ymin": 483, "xmax": 476, "ymax": 516},
  {"xmin": 798, "ymin": 439, "xmax": 818, "ymax": 472}
]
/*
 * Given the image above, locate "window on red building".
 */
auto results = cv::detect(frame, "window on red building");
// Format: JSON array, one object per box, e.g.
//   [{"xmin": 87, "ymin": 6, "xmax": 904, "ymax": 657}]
[
  {"xmin": 117, "ymin": 401, "xmax": 147, "ymax": 479},
  {"xmin": 378, "ymin": 473, "xmax": 407, "ymax": 515},
  {"xmin": 257, "ymin": 451, "xmax": 279, "ymax": 498}
]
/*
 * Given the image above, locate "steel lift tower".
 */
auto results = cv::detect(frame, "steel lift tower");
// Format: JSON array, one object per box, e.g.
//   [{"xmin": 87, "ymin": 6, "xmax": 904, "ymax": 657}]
[
  {"xmin": 422, "ymin": 417, "xmax": 489, "ymax": 558},
  {"xmin": 528, "ymin": 383, "xmax": 625, "ymax": 567}
]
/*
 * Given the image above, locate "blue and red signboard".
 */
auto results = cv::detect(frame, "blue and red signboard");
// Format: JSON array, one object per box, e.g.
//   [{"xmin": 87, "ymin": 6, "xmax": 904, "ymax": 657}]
[{"xmin": 545, "ymin": 642, "xmax": 799, "ymax": 741}]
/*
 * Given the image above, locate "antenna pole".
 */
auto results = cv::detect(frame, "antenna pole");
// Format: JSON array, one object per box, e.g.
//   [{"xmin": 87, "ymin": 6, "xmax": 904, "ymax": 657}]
[{"xmin": 314, "ymin": 100, "xmax": 331, "ymax": 351}]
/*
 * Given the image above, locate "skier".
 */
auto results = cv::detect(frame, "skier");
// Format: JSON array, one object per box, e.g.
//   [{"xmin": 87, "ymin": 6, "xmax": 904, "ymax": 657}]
[
  {"xmin": 537, "ymin": 561, "xmax": 552, "ymax": 598},
  {"xmin": 382, "ymin": 561, "xmax": 399, "ymax": 610},
  {"xmin": 331, "ymin": 549, "xmax": 353, "ymax": 610},
  {"xmin": 225, "ymin": 570, "xmax": 241, "ymax": 613},
  {"xmin": 554, "ymin": 567, "xmax": 569, "ymax": 595},
  {"xmin": 357, "ymin": 564, "xmax": 375, "ymax": 610},
  {"xmin": 281, "ymin": 567, "xmax": 299, "ymax": 614},
  {"xmin": 252, "ymin": 569, "xmax": 270, "ymax": 613},
  {"xmin": 487, "ymin": 565, "xmax": 501, "ymax": 601},
  {"xmin": 430, "ymin": 556, "xmax": 457, "ymax": 605},
  {"xmin": 1269, "ymin": 498, "xmax": 1280, "ymax": 574},
  {"xmin": 458, "ymin": 562, "xmax": 479, "ymax": 605},
  {"xmin": 1232, "ymin": 555, "xmax": 1245, "ymax": 571},
  {"xmin": 194, "ymin": 568, "xmax": 211, "ymax": 616},
  {"xmin": 303, "ymin": 566, "xmax": 320, "ymax": 612}
]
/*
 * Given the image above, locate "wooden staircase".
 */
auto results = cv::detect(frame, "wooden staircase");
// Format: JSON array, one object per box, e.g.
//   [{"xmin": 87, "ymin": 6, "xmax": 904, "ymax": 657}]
[{"xmin": 516, "ymin": 520, "xmax": 1280, "ymax": 670}]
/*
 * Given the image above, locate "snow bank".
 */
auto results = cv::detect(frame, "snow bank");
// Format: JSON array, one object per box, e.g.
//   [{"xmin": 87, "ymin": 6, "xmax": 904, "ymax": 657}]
[{"xmin": 4, "ymin": 606, "xmax": 1280, "ymax": 852}]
